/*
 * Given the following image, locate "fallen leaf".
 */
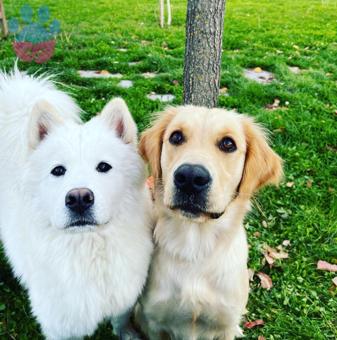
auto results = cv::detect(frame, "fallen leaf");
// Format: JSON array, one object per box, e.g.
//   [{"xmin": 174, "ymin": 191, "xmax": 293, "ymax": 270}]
[
  {"xmin": 146, "ymin": 176, "xmax": 154, "ymax": 190},
  {"xmin": 264, "ymin": 253, "xmax": 275, "ymax": 265},
  {"xmin": 332, "ymin": 277, "xmax": 337, "ymax": 286},
  {"xmin": 317, "ymin": 260, "xmax": 337, "ymax": 272},
  {"xmin": 99, "ymin": 70, "xmax": 110, "ymax": 75},
  {"xmin": 172, "ymin": 80, "xmax": 179, "ymax": 86},
  {"xmin": 306, "ymin": 179, "xmax": 313, "ymax": 188},
  {"xmin": 244, "ymin": 319, "xmax": 264, "ymax": 329},
  {"xmin": 146, "ymin": 176, "xmax": 155, "ymax": 201},
  {"xmin": 248, "ymin": 268, "xmax": 255, "ymax": 281},
  {"xmin": 286, "ymin": 181, "xmax": 294, "ymax": 187},
  {"xmin": 273, "ymin": 127, "xmax": 285, "ymax": 133},
  {"xmin": 254, "ymin": 67, "xmax": 263, "ymax": 73},
  {"xmin": 282, "ymin": 240, "xmax": 291, "ymax": 247},
  {"xmin": 254, "ymin": 231, "xmax": 261, "ymax": 238},
  {"xmin": 326, "ymin": 145, "xmax": 337, "ymax": 153},
  {"xmin": 266, "ymin": 98, "xmax": 280, "ymax": 110},
  {"xmin": 258, "ymin": 336, "xmax": 266, "ymax": 340},
  {"xmin": 257, "ymin": 272, "xmax": 273, "ymax": 290},
  {"xmin": 262, "ymin": 244, "xmax": 289, "ymax": 265},
  {"xmin": 220, "ymin": 86, "xmax": 228, "ymax": 94}
]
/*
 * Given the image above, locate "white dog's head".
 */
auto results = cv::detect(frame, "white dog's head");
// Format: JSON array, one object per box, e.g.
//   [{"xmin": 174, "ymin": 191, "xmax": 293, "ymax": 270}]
[{"xmin": 25, "ymin": 98, "xmax": 144, "ymax": 232}]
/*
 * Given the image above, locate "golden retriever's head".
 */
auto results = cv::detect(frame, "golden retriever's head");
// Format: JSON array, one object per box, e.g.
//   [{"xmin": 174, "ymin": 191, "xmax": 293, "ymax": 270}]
[{"xmin": 140, "ymin": 106, "xmax": 283, "ymax": 221}]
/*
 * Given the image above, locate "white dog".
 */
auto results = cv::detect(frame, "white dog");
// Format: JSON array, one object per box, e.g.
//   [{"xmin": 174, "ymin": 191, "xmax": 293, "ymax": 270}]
[{"xmin": 0, "ymin": 69, "xmax": 153, "ymax": 339}]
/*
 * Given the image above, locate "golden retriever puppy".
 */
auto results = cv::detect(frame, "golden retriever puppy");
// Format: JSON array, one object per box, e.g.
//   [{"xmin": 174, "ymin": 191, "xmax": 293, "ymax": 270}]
[{"xmin": 136, "ymin": 105, "xmax": 283, "ymax": 340}]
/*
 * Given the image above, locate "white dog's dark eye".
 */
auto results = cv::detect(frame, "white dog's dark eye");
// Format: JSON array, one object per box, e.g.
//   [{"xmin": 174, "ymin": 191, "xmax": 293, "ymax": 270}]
[
  {"xmin": 51, "ymin": 165, "xmax": 66, "ymax": 176},
  {"xmin": 219, "ymin": 137, "xmax": 237, "ymax": 153},
  {"xmin": 96, "ymin": 162, "xmax": 112, "ymax": 173},
  {"xmin": 169, "ymin": 131, "xmax": 185, "ymax": 145}
]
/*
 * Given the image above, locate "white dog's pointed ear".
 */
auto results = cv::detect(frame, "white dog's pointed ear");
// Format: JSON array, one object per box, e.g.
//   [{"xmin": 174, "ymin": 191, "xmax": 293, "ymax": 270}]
[
  {"xmin": 29, "ymin": 100, "xmax": 63, "ymax": 149},
  {"xmin": 100, "ymin": 98, "xmax": 137, "ymax": 145}
]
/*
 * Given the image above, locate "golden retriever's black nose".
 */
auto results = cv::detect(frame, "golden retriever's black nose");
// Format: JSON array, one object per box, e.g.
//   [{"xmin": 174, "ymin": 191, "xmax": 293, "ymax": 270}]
[
  {"xmin": 174, "ymin": 164, "xmax": 211, "ymax": 193},
  {"xmin": 65, "ymin": 188, "xmax": 94, "ymax": 214}
]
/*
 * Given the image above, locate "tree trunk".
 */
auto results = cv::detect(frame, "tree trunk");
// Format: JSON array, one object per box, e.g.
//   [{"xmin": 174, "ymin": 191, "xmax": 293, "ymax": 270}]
[{"xmin": 183, "ymin": 0, "xmax": 226, "ymax": 108}]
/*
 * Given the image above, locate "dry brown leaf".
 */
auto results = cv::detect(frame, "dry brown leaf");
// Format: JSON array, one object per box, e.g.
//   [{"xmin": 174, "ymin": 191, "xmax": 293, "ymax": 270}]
[
  {"xmin": 273, "ymin": 127, "xmax": 285, "ymax": 133},
  {"xmin": 326, "ymin": 145, "xmax": 337, "ymax": 153},
  {"xmin": 257, "ymin": 272, "xmax": 273, "ymax": 290},
  {"xmin": 248, "ymin": 268, "xmax": 255, "ymax": 281},
  {"xmin": 146, "ymin": 176, "xmax": 155, "ymax": 201},
  {"xmin": 286, "ymin": 181, "xmax": 294, "ymax": 188},
  {"xmin": 317, "ymin": 260, "xmax": 337, "ymax": 272},
  {"xmin": 258, "ymin": 336, "xmax": 266, "ymax": 340},
  {"xmin": 306, "ymin": 179, "xmax": 313, "ymax": 188},
  {"xmin": 244, "ymin": 319, "xmax": 264, "ymax": 329},
  {"xmin": 332, "ymin": 277, "xmax": 337, "ymax": 286},
  {"xmin": 262, "ymin": 244, "xmax": 289, "ymax": 266},
  {"xmin": 219, "ymin": 87, "xmax": 228, "ymax": 94},
  {"xmin": 264, "ymin": 253, "xmax": 275, "ymax": 265},
  {"xmin": 254, "ymin": 231, "xmax": 261, "ymax": 238},
  {"xmin": 266, "ymin": 98, "xmax": 280, "ymax": 110},
  {"xmin": 99, "ymin": 70, "xmax": 110, "ymax": 75},
  {"xmin": 282, "ymin": 240, "xmax": 291, "ymax": 247}
]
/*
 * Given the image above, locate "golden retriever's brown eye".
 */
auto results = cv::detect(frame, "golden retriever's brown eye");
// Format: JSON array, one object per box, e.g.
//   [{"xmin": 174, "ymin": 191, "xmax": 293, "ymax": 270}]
[
  {"xmin": 219, "ymin": 137, "xmax": 237, "ymax": 153},
  {"xmin": 169, "ymin": 131, "xmax": 185, "ymax": 145}
]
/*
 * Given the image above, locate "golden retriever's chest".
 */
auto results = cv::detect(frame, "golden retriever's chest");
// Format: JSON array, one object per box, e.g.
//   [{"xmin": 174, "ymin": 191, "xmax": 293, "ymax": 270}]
[{"xmin": 145, "ymin": 254, "xmax": 234, "ymax": 336}]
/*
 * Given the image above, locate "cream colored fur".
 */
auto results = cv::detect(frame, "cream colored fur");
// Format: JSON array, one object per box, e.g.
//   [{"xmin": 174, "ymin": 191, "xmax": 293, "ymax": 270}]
[{"xmin": 136, "ymin": 105, "xmax": 283, "ymax": 340}]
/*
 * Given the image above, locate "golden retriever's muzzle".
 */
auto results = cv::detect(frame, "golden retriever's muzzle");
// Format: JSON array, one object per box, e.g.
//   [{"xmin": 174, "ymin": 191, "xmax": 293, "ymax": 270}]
[{"xmin": 171, "ymin": 163, "xmax": 222, "ymax": 219}]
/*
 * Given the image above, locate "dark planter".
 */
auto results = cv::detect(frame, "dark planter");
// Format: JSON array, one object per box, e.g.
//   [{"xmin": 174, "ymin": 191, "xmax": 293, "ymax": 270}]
[{"xmin": 13, "ymin": 40, "xmax": 56, "ymax": 64}]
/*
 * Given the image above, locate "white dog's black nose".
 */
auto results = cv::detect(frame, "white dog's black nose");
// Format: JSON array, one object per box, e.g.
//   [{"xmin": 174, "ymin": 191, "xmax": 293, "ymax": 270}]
[
  {"xmin": 65, "ymin": 188, "xmax": 94, "ymax": 214},
  {"xmin": 174, "ymin": 164, "xmax": 211, "ymax": 193}
]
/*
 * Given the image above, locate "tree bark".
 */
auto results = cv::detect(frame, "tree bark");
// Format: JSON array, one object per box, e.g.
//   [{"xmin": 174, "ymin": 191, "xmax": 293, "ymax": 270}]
[{"xmin": 183, "ymin": 0, "xmax": 226, "ymax": 108}]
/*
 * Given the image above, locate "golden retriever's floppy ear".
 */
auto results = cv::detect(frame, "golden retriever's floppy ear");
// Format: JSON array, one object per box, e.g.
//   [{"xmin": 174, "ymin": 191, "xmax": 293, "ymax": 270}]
[
  {"xmin": 139, "ymin": 107, "xmax": 177, "ymax": 180},
  {"xmin": 239, "ymin": 116, "xmax": 283, "ymax": 197}
]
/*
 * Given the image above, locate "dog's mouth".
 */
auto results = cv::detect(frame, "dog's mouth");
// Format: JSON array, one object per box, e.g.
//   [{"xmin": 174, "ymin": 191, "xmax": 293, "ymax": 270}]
[
  {"xmin": 169, "ymin": 205, "xmax": 224, "ymax": 220},
  {"xmin": 66, "ymin": 219, "xmax": 97, "ymax": 228},
  {"xmin": 65, "ymin": 217, "xmax": 100, "ymax": 231}
]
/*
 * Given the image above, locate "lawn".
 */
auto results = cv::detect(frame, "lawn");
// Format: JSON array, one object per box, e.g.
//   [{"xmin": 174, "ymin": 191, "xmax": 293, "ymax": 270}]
[{"xmin": 0, "ymin": 0, "xmax": 336, "ymax": 339}]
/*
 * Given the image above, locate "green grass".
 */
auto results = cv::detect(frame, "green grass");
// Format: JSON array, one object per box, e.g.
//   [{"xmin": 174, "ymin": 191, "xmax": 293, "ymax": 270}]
[{"xmin": 1, "ymin": 0, "xmax": 336, "ymax": 339}]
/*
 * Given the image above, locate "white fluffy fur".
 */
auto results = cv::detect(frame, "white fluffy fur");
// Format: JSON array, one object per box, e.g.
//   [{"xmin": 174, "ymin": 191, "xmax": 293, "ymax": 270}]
[{"xmin": 0, "ymin": 69, "xmax": 153, "ymax": 339}]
